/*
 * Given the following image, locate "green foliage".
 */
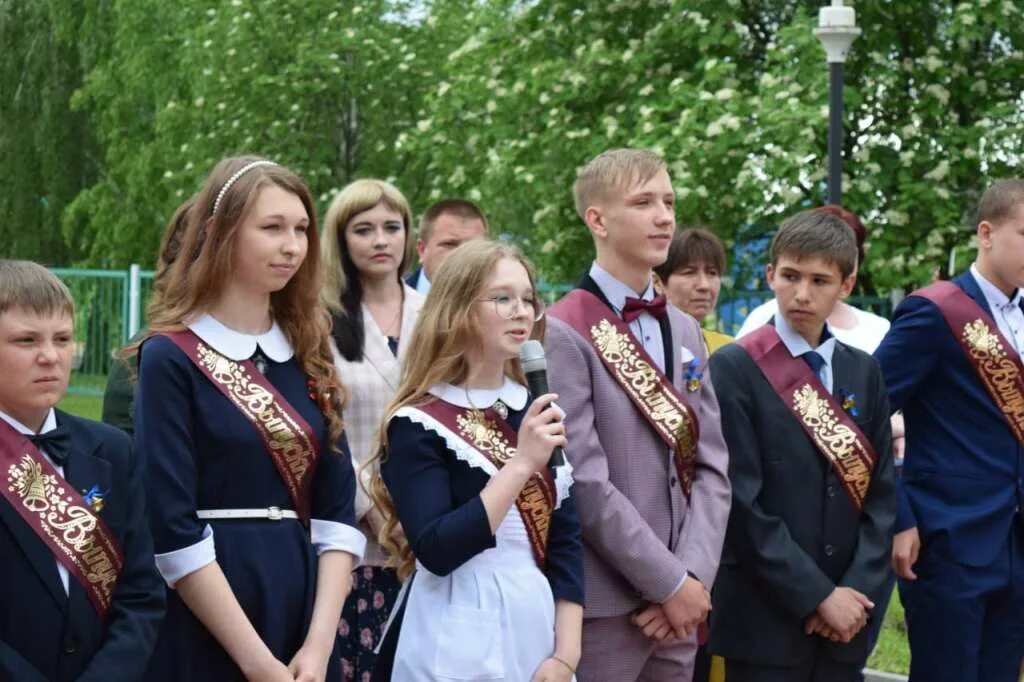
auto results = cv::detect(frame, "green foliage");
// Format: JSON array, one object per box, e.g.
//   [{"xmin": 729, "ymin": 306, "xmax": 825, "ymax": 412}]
[{"xmin": 4, "ymin": 0, "xmax": 1023, "ymax": 292}]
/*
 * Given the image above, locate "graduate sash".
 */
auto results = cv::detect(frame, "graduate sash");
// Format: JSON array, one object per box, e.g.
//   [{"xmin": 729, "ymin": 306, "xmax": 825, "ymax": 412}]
[
  {"xmin": 0, "ymin": 420, "xmax": 124, "ymax": 619},
  {"xmin": 163, "ymin": 330, "xmax": 319, "ymax": 525},
  {"xmin": 549, "ymin": 289, "xmax": 699, "ymax": 497},
  {"xmin": 913, "ymin": 281, "xmax": 1024, "ymax": 444},
  {"xmin": 737, "ymin": 325, "xmax": 877, "ymax": 511},
  {"xmin": 414, "ymin": 400, "xmax": 556, "ymax": 569}
]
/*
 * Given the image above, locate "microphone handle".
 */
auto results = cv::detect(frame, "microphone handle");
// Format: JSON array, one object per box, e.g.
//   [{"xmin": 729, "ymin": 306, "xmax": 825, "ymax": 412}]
[{"xmin": 525, "ymin": 371, "xmax": 566, "ymax": 468}]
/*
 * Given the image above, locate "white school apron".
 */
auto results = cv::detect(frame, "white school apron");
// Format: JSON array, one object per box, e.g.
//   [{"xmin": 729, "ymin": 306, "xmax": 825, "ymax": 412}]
[{"xmin": 391, "ymin": 507, "xmax": 570, "ymax": 681}]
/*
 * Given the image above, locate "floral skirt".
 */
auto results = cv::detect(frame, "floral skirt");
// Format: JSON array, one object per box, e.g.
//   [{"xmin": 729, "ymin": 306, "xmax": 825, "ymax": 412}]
[{"xmin": 339, "ymin": 565, "xmax": 402, "ymax": 682}]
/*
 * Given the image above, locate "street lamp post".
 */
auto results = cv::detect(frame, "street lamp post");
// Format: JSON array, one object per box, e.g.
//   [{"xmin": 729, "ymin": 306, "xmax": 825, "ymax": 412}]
[{"xmin": 813, "ymin": 1, "xmax": 861, "ymax": 206}]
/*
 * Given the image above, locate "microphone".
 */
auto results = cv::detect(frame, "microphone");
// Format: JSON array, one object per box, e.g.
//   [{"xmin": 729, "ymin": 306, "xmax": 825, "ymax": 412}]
[{"xmin": 519, "ymin": 340, "xmax": 565, "ymax": 467}]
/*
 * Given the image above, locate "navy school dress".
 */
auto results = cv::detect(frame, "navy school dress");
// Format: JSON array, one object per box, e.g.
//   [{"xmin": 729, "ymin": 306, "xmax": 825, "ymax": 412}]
[
  {"xmin": 373, "ymin": 380, "xmax": 584, "ymax": 681},
  {"xmin": 135, "ymin": 315, "xmax": 365, "ymax": 681}
]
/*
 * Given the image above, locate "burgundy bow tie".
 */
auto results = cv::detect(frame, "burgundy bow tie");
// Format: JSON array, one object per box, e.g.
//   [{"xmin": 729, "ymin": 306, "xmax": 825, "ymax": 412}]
[{"xmin": 622, "ymin": 295, "xmax": 668, "ymax": 322}]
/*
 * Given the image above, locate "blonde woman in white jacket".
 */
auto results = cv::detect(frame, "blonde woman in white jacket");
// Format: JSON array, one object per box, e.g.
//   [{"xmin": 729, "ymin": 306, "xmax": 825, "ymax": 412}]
[{"xmin": 321, "ymin": 179, "xmax": 424, "ymax": 680}]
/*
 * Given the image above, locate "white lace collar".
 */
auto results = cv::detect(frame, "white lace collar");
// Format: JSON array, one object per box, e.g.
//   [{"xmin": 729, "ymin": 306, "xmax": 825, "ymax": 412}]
[
  {"xmin": 428, "ymin": 379, "xmax": 529, "ymax": 411},
  {"xmin": 188, "ymin": 313, "xmax": 293, "ymax": 362}
]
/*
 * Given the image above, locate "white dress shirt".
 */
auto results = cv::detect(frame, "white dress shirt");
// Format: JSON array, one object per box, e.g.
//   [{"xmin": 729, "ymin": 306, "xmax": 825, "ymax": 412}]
[
  {"xmin": 971, "ymin": 264, "xmax": 1024, "ymax": 355},
  {"xmin": 589, "ymin": 261, "xmax": 666, "ymax": 371},
  {"xmin": 0, "ymin": 408, "xmax": 70, "ymax": 594}
]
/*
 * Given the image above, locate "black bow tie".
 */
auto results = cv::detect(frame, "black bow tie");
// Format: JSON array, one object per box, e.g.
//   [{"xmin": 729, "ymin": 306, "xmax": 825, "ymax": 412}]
[{"xmin": 28, "ymin": 427, "xmax": 72, "ymax": 466}]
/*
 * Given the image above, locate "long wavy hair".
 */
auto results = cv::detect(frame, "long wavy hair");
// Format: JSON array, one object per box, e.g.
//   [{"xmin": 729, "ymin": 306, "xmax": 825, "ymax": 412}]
[
  {"xmin": 128, "ymin": 155, "xmax": 346, "ymax": 445},
  {"xmin": 320, "ymin": 179, "xmax": 415, "ymax": 361},
  {"xmin": 365, "ymin": 239, "xmax": 544, "ymax": 579}
]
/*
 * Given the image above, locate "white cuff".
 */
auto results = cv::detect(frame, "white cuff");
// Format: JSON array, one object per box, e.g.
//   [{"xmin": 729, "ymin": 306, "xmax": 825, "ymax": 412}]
[
  {"xmin": 659, "ymin": 572, "xmax": 688, "ymax": 603},
  {"xmin": 311, "ymin": 519, "xmax": 366, "ymax": 562},
  {"xmin": 154, "ymin": 525, "xmax": 216, "ymax": 588}
]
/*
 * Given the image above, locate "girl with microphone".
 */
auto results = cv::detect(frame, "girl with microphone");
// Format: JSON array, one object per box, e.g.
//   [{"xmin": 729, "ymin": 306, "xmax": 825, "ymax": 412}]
[{"xmin": 366, "ymin": 240, "xmax": 584, "ymax": 681}]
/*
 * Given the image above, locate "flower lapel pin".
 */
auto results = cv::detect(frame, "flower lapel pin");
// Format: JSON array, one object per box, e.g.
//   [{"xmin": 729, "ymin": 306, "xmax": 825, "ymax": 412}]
[
  {"xmin": 684, "ymin": 357, "xmax": 704, "ymax": 393},
  {"xmin": 82, "ymin": 484, "xmax": 107, "ymax": 513},
  {"xmin": 839, "ymin": 389, "xmax": 859, "ymax": 418}
]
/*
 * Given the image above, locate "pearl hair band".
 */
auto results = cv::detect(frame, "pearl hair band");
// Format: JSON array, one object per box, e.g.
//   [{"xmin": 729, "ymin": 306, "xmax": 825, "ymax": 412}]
[{"xmin": 211, "ymin": 160, "xmax": 277, "ymax": 215}]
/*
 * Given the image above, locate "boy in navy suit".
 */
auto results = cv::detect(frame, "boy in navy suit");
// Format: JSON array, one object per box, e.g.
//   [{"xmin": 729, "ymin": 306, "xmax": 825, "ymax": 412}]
[
  {"xmin": 875, "ymin": 179, "xmax": 1024, "ymax": 681},
  {"xmin": 0, "ymin": 260, "xmax": 163, "ymax": 681},
  {"xmin": 709, "ymin": 211, "xmax": 896, "ymax": 681}
]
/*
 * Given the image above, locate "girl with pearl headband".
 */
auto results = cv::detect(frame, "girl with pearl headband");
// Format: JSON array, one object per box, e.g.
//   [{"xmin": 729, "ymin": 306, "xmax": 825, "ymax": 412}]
[{"xmin": 133, "ymin": 155, "xmax": 365, "ymax": 681}]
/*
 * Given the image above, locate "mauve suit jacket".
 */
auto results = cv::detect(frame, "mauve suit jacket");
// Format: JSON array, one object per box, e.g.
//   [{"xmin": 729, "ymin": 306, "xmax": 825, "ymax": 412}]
[{"xmin": 544, "ymin": 276, "xmax": 731, "ymax": 618}]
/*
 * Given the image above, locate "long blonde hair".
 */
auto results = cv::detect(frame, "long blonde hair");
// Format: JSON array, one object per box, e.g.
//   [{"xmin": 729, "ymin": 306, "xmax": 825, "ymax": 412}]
[
  {"xmin": 365, "ymin": 239, "xmax": 544, "ymax": 578},
  {"xmin": 127, "ymin": 155, "xmax": 346, "ymax": 445},
  {"xmin": 320, "ymin": 179, "xmax": 415, "ymax": 361}
]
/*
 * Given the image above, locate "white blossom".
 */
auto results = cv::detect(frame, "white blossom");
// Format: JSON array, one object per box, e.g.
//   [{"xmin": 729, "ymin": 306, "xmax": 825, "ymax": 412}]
[
  {"xmin": 923, "ymin": 160, "xmax": 950, "ymax": 181},
  {"xmin": 926, "ymin": 84, "xmax": 950, "ymax": 105},
  {"xmin": 886, "ymin": 210, "xmax": 910, "ymax": 226}
]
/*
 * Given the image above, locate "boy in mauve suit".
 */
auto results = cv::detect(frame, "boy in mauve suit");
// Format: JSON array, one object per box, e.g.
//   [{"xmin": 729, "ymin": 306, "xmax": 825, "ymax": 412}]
[{"xmin": 545, "ymin": 148, "xmax": 731, "ymax": 681}]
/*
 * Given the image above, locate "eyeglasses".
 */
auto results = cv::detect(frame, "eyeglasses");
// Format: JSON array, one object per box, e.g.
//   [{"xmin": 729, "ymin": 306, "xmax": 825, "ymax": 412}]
[{"xmin": 478, "ymin": 294, "xmax": 545, "ymax": 321}]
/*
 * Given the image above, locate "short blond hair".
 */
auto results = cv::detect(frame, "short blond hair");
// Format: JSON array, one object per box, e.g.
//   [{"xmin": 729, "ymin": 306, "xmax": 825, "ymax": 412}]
[
  {"xmin": 573, "ymin": 148, "xmax": 668, "ymax": 219},
  {"xmin": 0, "ymin": 260, "xmax": 74, "ymax": 318}
]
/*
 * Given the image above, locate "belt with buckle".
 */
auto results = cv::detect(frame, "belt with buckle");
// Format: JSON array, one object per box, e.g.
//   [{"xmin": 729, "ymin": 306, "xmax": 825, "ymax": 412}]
[{"xmin": 196, "ymin": 507, "xmax": 297, "ymax": 521}]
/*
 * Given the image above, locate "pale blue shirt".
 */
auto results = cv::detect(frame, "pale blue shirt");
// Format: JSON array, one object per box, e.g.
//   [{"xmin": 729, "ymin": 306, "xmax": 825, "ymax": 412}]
[
  {"xmin": 589, "ymin": 261, "xmax": 666, "ymax": 372},
  {"xmin": 970, "ymin": 263, "xmax": 1024, "ymax": 355},
  {"xmin": 415, "ymin": 269, "xmax": 431, "ymax": 295},
  {"xmin": 773, "ymin": 313, "xmax": 838, "ymax": 393}
]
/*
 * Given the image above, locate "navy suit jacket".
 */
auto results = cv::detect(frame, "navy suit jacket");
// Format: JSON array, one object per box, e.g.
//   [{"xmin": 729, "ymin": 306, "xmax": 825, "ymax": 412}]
[
  {"xmin": 404, "ymin": 267, "xmax": 421, "ymax": 289},
  {"xmin": 0, "ymin": 411, "xmax": 164, "ymax": 681},
  {"xmin": 875, "ymin": 271, "xmax": 1024, "ymax": 568}
]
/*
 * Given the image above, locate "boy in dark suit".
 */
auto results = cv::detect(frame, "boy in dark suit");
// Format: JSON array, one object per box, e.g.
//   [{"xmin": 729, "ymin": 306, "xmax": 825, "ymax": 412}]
[
  {"xmin": 0, "ymin": 260, "xmax": 164, "ymax": 681},
  {"xmin": 875, "ymin": 179, "xmax": 1024, "ymax": 682},
  {"xmin": 708, "ymin": 211, "xmax": 896, "ymax": 681}
]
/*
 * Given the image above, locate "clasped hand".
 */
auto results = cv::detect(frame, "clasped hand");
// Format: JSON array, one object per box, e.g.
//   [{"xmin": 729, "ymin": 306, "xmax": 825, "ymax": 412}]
[
  {"xmin": 805, "ymin": 586, "xmax": 874, "ymax": 643},
  {"xmin": 632, "ymin": 577, "xmax": 710, "ymax": 643}
]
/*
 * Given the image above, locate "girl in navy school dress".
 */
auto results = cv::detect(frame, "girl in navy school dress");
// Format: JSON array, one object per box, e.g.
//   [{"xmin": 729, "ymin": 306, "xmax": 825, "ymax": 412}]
[
  {"xmin": 321, "ymin": 179, "xmax": 423, "ymax": 680},
  {"xmin": 366, "ymin": 240, "xmax": 585, "ymax": 681},
  {"xmin": 133, "ymin": 156, "xmax": 366, "ymax": 682}
]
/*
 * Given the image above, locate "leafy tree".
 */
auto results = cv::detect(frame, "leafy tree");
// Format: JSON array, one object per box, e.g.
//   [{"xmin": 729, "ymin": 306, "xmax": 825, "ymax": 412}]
[
  {"xmin": 57, "ymin": 0, "xmax": 462, "ymax": 266},
  {"xmin": 0, "ymin": 1, "xmax": 97, "ymax": 265},
  {"xmin": 403, "ymin": 0, "xmax": 1024, "ymax": 290}
]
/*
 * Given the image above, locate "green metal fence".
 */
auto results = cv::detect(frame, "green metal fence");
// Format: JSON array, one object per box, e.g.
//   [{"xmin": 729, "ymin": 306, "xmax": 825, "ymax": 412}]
[
  {"xmin": 52, "ymin": 267, "xmax": 891, "ymax": 396},
  {"xmin": 53, "ymin": 267, "xmax": 154, "ymax": 396}
]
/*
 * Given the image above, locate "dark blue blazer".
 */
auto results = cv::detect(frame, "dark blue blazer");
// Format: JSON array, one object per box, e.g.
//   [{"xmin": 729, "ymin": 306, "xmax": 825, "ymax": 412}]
[
  {"xmin": 875, "ymin": 271, "xmax": 1024, "ymax": 568},
  {"xmin": 404, "ymin": 267, "xmax": 422, "ymax": 290},
  {"xmin": 0, "ymin": 411, "xmax": 164, "ymax": 681}
]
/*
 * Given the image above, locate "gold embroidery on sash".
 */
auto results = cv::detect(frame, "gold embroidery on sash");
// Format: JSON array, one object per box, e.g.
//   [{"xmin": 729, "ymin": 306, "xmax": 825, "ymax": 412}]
[
  {"xmin": 453, "ymin": 410, "xmax": 553, "ymax": 565},
  {"xmin": 6, "ymin": 455, "xmax": 120, "ymax": 609},
  {"xmin": 792, "ymin": 384, "xmax": 873, "ymax": 505},
  {"xmin": 590, "ymin": 318, "xmax": 697, "ymax": 493},
  {"xmin": 196, "ymin": 343, "xmax": 314, "ymax": 482},
  {"xmin": 962, "ymin": 319, "xmax": 1024, "ymax": 439}
]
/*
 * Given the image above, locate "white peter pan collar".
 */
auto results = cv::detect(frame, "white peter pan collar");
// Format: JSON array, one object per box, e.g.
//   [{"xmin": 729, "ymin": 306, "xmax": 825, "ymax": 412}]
[
  {"xmin": 188, "ymin": 313, "xmax": 293, "ymax": 362},
  {"xmin": 428, "ymin": 378, "xmax": 529, "ymax": 411}
]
